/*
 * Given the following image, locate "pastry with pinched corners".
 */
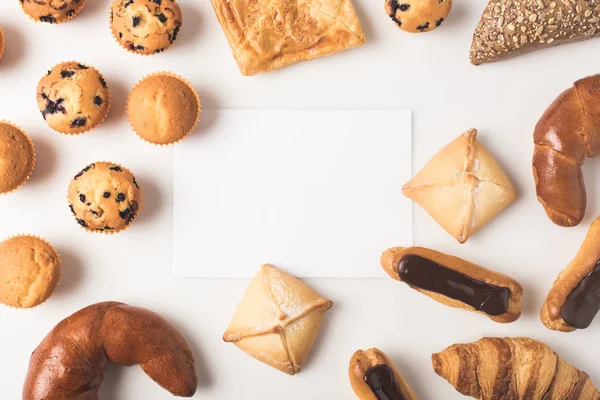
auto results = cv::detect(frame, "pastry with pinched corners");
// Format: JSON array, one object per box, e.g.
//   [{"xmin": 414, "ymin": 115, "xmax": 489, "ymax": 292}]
[
  {"xmin": 21, "ymin": 0, "xmax": 86, "ymax": 24},
  {"xmin": 385, "ymin": 0, "xmax": 452, "ymax": 33},
  {"xmin": 223, "ymin": 264, "xmax": 333, "ymax": 375},
  {"xmin": 209, "ymin": 0, "xmax": 366, "ymax": 76},
  {"xmin": 403, "ymin": 128, "xmax": 517, "ymax": 244}
]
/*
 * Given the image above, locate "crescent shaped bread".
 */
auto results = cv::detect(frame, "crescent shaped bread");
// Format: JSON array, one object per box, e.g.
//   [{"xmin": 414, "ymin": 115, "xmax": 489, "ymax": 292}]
[
  {"xmin": 223, "ymin": 264, "xmax": 333, "ymax": 375},
  {"xmin": 209, "ymin": 0, "xmax": 366, "ymax": 76},
  {"xmin": 381, "ymin": 247, "xmax": 523, "ymax": 323}
]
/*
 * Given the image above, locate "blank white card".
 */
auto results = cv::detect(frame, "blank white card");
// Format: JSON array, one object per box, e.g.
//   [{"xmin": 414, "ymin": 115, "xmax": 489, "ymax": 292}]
[{"xmin": 173, "ymin": 110, "xmax": 412, "ymax": 277}]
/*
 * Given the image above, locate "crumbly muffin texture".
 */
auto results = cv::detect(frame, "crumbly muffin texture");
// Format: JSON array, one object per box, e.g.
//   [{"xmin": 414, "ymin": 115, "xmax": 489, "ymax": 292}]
[
  {"xmin": 21, "ymin": 0, "xmax": 86, "ymax": 24},
  {"xmin": 385, "ymin": 0, "xmax": 452, "ymax": 33},
  {"xmin": 0, "ymin": 236, "xmax": 60, "ymax": 309},
  {"xmin": 127, "ymin": 74, "xmax": 199, "ymax": 145},
  {"xmin": 68, "ymin": 162, "xmax": 141, "ymax": 233},
  {"xmin": 111, "ymin": 0, "xmax": 183, "ymax": 55},
  {"xmin": 37, "ymin": 62, "xmax": 110, "ymax": 135},
  {"xmin": 0, "ymin": 123, "xmax": 35, "ymax": 194}
]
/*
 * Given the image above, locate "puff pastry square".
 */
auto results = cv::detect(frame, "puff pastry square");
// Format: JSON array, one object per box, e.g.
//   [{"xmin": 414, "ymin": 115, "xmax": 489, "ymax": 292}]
[
  {"xmin": 403, "ymin": 129, "xmax": 517, "ymax": 243},
  {"xmin": 210, "ymin": 0, "xmax": 366, "ymax": 76},
  {"xmin": 223, "ymin": 264, "xmax": 333, "ymax": 374}
]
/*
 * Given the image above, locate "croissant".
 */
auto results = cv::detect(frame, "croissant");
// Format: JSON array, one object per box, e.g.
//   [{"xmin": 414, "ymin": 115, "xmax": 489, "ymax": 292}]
[
  {"xmin": 23, "ymin": 302, "xmax": 197, "ymax": 399},
  {"xmin": 432, "ymin": 337, "xmax": 600, "ymax": 400},
  {"xmin": 533, "ymin": 74, "xmax": 600, "ymax": 227}
]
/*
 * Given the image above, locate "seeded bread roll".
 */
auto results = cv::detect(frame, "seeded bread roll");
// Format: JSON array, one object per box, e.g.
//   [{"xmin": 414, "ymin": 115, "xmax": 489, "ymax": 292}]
[{"xmin": 21, "ymin": 0, "xmax": 86, "ymax": 24}]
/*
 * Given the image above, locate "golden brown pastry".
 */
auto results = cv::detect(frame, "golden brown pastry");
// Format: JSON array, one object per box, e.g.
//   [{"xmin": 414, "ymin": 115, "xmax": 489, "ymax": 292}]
[
  {"xmin": 533, "ymin": 74, "xmax": 600, "ymax": 227},
  {"xmin": 433, "ymin": 337, "xmax": 600, "ymax": 400},
  {"xmin": 471, "ymin": 0, "xmax": 600, "ymax": 65},
  {"xmin": 209, "ymin": 0, "xmax": 366, "ymax": 76},
  {"xmin": 542, "ymin": 216, "xmax": 600, "ymax": 332},
  {"xmin": 381, "ymin": 247, "xmax": 523, "ymax": 323},
  {"xmin": 23, "ymin": 302, "xmax": 197, "ymax": 399},
  {"xmin": 403, "ymin": 129, "xmax": 517, "ymax": 243},
  {"xmin": 385, "ymin": 0, "xmax": 452, "ymax": 33},
  {"xmin": 21, "ymin": 0, "xmax": 86, "ymax": 24},
  {"xmin": 349, "ymin": 348, "xmax": 418, "ymax": 400},
  {"xmin": 223, "ymin": 264, "xmax": 332, "ymax": 375}
]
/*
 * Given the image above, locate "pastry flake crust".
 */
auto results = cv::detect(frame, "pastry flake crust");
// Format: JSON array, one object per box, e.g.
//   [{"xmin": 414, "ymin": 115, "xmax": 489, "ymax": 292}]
[
  {"xmin": 223, "ymin": 264, "xmax": 333, "ymax": 374},
  {"xmin": 209, "ymin": 0, "xmax": 366, "ymax": 76},
  {"xmin": 403, "ymin": 129, "xmax": 517, "ymax": 243}
]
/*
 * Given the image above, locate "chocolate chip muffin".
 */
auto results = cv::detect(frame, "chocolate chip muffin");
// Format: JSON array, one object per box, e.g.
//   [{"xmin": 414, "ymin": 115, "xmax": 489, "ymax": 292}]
[
  {"xmin": 21, "ymin": 0, "xmax": 86, "ymax": 24},
  {"xmin": 127, "ymin": 73, "xmax": 200, "ymax": 145},
  {"xmin": 68, "ymin": 162, "xmax": 142, "ymax": 233},
  {"xmin": 0, "ymin": 235, "xmax": 61, "ymax": 309},
  {"xmin": 385, "ymin": 0, "xmax": 452, "ymax": 33},
  {"xmin": 0, "ymin": 122, "xmax": 35, "ymax": 194},
  {"xmin": 37, "ymin": 62, "xmax": 111, "ymax": 135},
  {"xmin": 110, "ymin": 0, "xmax": 183, "ymax": 55}
]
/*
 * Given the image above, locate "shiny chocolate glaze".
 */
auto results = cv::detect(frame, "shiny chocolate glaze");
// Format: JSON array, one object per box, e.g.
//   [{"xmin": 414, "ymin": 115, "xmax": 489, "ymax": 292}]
[
  {"xmin": 561, "ymin": 261, "xmax": 600, "ymax": 329},
  {"xmin": 364, "ymin": 364, "xmax": 405, "ymax": 400}
]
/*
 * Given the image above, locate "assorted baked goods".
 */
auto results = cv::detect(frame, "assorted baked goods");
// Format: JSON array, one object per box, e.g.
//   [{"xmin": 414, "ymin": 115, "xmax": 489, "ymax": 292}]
[
  {"xmin": 23, "ymin": 301, "xmax": 197, "ymax": 399},
  {"xmin": 21, "ymin": 0, "xmax": 86, "ymax": 24},
  {"xmin": 541, "ymin": 216, "xmax": 600, "ymax": 331},
  {"xmin": 533, "ymin": 74, "xmax": 600, "ymax": 227},
  {"xmin": 381, "ymin": 246, "xmax": 523, "ymax": 322},
  {"xmin": 223, "ymin": 264, "xmax": 333, "ymax": 375},
  {"xmin": 433, "ymin": 337, "xmax": 600, "ymax": 399},
  {"xmin": 349, "ymin": 348, "xmax": 417, "ymax": 400},
  {"xmin": 385, "ymin": 0, "xmax": 452, "ymax": 33},
  {"xmin": 36, "ymin": 62, "xmax": 111, "ymax": 135},
  {"xmin": 0, "ymin": 122, "xmax": 35, "ymax": 194},
  {"xmin": 110, "ymin": 0, "xmax": 183, "ymax": 55},
  {"xmin": 403, "ymin": 129, "xmax": 517, "ymax": 243},
  {"xmin": 67, "ymin": 162, "xmax": 142, "ymax": 233},
  {"xmin": 127, "ymin": 73, "xmax": 200, "ymax": 145},
  {"xmin": 471, "ymin": 0, "xmax": 600, "ymax": 65},
  {"xmin": 209, "ymin": 0, "xmax": 366, "ymax": 76},
  {"xmin": 0, "ymin": 235, "xmax": 60, "ymax": 309}
]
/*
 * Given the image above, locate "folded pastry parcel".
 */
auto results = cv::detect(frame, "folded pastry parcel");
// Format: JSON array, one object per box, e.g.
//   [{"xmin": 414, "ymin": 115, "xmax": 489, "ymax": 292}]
[{"xmin": 209, "ymin": 0, "xmax": 366, "ymax": 76}]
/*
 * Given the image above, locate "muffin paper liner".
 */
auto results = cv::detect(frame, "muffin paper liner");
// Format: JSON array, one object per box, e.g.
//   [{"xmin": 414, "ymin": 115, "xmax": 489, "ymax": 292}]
[
  {"xmin": 109, "ymin": 2, "xmax": 184, "ymax": 56},
  {"xmin": 37, "ymin": 61, "xmax": 112, "ymax": 136},
  {"xmin": 0, "ymin": 234, "xmax": 61, "ymax": 310},
  {"xmin": 0, "ymin": 26, "xmax": 5, "ymax": 62},
  {"xmin": 66, "ymin": 161, "xmax": 143, "ymax": 235},
  {"xmin": 0, "ymin": 120, "xmax": 35, "ymax": 195},
  {"xmin": 21, "ymin": 0, "xmax": 87, "ymax": 24},
  {"xmin": 126, "ymin": 71, "xmax": 201, "ymax": 146}
]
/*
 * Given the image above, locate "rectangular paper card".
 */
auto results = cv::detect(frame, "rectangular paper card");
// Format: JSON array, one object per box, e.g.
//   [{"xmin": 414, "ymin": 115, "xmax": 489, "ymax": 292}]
[{"xmin": 173, "ymin": 110, "xmax": 412, "ymax": 277}]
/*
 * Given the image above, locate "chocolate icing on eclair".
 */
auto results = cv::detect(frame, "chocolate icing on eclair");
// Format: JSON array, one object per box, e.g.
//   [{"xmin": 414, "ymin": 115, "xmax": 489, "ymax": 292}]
[
  {"xmin": 364, "ymin": 364, "xmax": 405, "ymax": 400},
  {"xmin": 561, "ymin": 261, "xmax": 600, "ymax": 329},
  {"xmin": 398, "ymin": 254, "xmax": 510, "ymax": 316}
]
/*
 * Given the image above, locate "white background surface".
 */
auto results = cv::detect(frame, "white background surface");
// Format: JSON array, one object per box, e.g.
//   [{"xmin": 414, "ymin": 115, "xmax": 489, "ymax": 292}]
[
  {"xmin": 173, "ymin": 110, "xmax": 412, "ymax": 277},
  {"xmin": 1, "ymin": 0, "xmax": 600, "ymax": 399}
]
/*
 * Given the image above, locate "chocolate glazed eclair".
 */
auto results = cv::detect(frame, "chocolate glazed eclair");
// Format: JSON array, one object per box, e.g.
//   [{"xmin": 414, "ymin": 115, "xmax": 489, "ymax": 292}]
[
  {"xmin": 349, "ymin": 348, "xmax": 417, "ymax": 400},
  {"xmin": 542, "ymin": 216, "xmax": 600, "ymax": 332},
  {"xmin": 381, "ymin": 247, "xmax": 523, "ymax": 323}
]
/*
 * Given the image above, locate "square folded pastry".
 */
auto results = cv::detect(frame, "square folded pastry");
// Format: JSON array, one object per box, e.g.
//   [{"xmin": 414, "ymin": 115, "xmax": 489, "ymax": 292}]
[
  {"xmin": 209, "ymin": 0, "xmax": 366, "ymax": 76},
  {"xmin": 403, "ymin": 129, "xmax": 517, "ymax": 243},
  {"xmin": 223, "ymin": 264, "xmax": 333, "ymax": 374}
]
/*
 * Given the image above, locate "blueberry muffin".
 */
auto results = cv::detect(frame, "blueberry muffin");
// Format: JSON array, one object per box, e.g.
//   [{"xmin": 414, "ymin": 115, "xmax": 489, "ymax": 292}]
[
  {"xmin": 37, "ymin": 62, "xmax": 111, "ymax": 135},
  {"xmin": 0, "ymin": 27, "xmax": 4, "ymax": 61},
  {"xmin": 21, "ymin": 0, "xmax": 86, "ymax": 24},
  {"xmin": 110, "ymin": 0, "xmax": 183, "ymax": 55},
  {"xmin": 68, "ymin": 162, "xmax": 142, "ymax": 233},
  {"xmin": 127, "ymin": 73, "xmax": 200, "ymax": 145},
  {"xmin": 0, "ymin": 122, "xmax": 35, "ymax": 194},
  {"xmin": 385, "ymin": 0, "xmax": 452, "ymax": 33},
  {"xmin": 0, "ymin": 235, "xmax": 61, "ymax": 309}
]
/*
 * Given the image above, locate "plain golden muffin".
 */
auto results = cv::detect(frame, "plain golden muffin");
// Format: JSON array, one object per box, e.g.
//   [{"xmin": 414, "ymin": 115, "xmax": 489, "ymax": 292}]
[
  {"xmin": 21, "ymin": 0, "xmax": 86, "ymax": 24},
  {"xmin": 37, "ymin": 62, "xmax": 111, "ymax": 135},
  {"xmin": 0, "ymin": 235, "xmax": 61, "ymax": 309},
  {"xmin": 111, "ymin": 0, "xmax": 183, "ymax": 55},
  {"xmin": 127, "ymin": 73, "xmax": 200, "ymax": 145},
  {"xmin": 68, "ymin": 162, "xmax": 142, "ymax": 233},
  {"xmin": 0, "ymin": 122, "xmax": 35, "ymax": 194}
]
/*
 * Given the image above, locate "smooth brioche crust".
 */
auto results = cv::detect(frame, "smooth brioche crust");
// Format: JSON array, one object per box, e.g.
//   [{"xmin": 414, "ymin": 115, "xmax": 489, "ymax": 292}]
[
  {"xmin": 0, "ymin": 235, "xmax": 60, "ymax": 309},
  {"xmin": 381, "ymin": 246, "xmax": 523, "ymax": 323},
  {"xmin": 0, "ymin": 122, "xmax": 35, "ymax": 194},
  {"xmin": 210, "ymin": 0, "xmax": 366, "ymax": 75}
]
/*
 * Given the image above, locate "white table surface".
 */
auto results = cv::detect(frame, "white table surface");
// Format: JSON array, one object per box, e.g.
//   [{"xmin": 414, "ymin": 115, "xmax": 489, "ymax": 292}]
[{"xmin": 1, "ymin": 0, "xmax": 600, "ymax": 399}]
